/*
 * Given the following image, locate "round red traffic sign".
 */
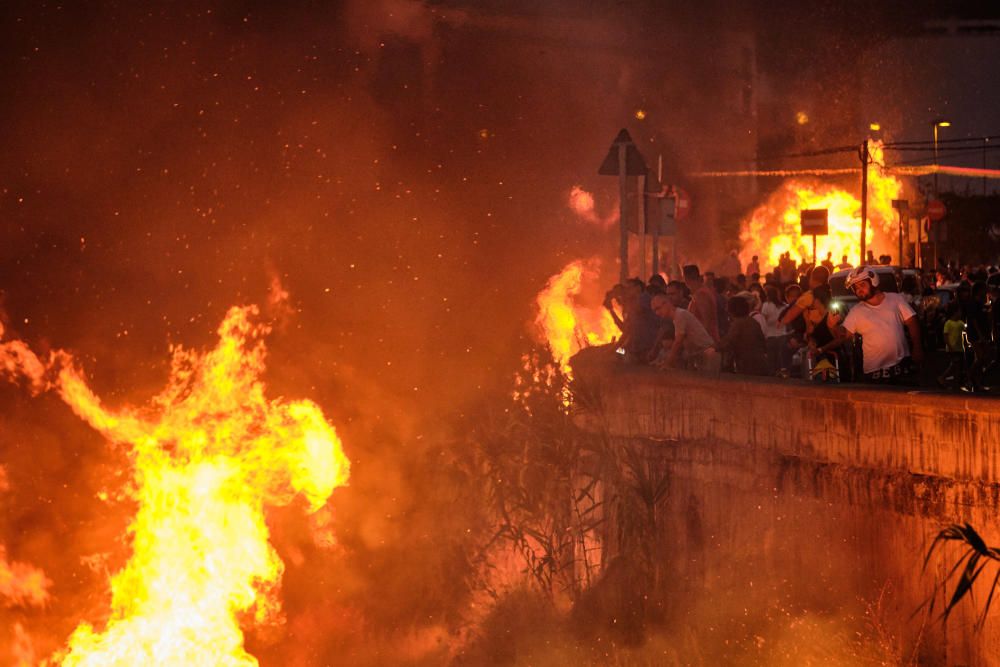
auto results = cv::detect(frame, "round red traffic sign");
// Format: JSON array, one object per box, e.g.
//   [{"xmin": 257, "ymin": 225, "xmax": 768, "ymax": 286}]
[
  {"xmin": 674, "ymin": 187, "xmax": 692, "ymax": 221},
  {"xmin": 927, "ymin": 199, "xmax": 947, "ymax": 221}
]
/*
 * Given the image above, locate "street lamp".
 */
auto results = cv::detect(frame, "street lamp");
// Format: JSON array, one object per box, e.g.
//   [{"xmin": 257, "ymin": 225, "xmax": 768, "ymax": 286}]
[{"xmin": 932, "ymin": 118, "xmax": 951, "ymax": 194}]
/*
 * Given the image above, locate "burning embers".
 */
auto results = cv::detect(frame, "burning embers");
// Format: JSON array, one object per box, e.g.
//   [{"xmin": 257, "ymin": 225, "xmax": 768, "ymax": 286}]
[{"xmin": 1, "ymin": 306, "xmax": 350, "ymax": 665}]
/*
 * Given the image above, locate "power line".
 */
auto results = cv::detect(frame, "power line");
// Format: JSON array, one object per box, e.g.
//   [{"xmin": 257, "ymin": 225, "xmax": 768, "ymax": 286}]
[
  {"xmin": 692, "ymin": 132, "xmax": 1000, "ymax": 175},
  {"xmin": 692, "ymin": 167, "xmax": 859, "ymax": 178},
  {"xmin": 887, "ymin": 145, "xmax": 1000, "ymax": 166},
  {"xmin": 883, "ymin": 134, "xmax": 1000, "ymax": 148},
  {"xmin": 757, "ymin": 145, "xmax": 858, "ymax": 161}
]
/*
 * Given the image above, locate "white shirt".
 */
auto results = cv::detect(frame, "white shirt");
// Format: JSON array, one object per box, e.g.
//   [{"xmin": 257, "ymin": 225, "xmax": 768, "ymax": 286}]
[
  {"xmin": 842, "ymin": 292, "xmax": 916, "ymax": 373},
  {"xmin": 672, "ymin": 308, "xmax": 715, "ymax": 356},
  {"xmin": 759, "ymin": 301, "xmax": 786, "ymax": 338}
]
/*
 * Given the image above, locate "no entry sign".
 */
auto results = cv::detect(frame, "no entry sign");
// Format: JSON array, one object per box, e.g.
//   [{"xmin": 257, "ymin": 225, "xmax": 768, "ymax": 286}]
[
  {"xmin": 927, "ymin": 199, "xmax": 947, "ymax": 221},
  {"xmin": 673, "ymin": 187, "xmax": 691, "ymax": 221}
]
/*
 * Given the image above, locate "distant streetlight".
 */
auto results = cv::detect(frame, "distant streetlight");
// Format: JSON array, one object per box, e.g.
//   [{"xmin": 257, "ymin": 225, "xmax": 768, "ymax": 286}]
[{"xmin": 932, "ymin": 118, "xmax": 951, "ymax": 194}]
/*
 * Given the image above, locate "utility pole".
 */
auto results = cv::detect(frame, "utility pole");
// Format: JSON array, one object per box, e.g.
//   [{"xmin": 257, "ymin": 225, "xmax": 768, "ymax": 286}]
[
  {"xmin": 892, "ymin": 199, "xmax": 908, "ymax": 269},
  {"xmin": 859, "ymin": 139, "xmax": 869, "ymax": 264},
  {"xmin": 638, "ymin": 175, "xmax": 647, "ymax": 280},
  {"xmin": 618, "ymin": 141, "xmax": 629, "ymax": 283},
  {"xmin": 898, "ymin": 211, "xmax": 903, "ymax": 269},
  {"xmin": 652, "ymin": 155, "xmax": 663, "ymax": 276},
  {"xmin": 916, "ymin": 217, "xmax": 922, "ymax": 269}
]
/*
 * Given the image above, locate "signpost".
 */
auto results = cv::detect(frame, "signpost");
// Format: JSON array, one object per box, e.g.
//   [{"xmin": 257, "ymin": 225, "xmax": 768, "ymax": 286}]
[
  {"xmin": 892, "ymin": 199, "xmax": 909, "ymax": 267},
  {"xmin": 599, "ymin": 129, "xmax": 647, "ymax": 282},
  {"xmin": 926, "ymin": 200, "xmax": 946, "ymax": 270},
  {"xmin": 598, "ymin": 131, "xmax": 688, "ymax": 281},
  {"xmin": 860, "ymin": 140, "xmax": 870, "ymax": 266},
  {"xmin": 643, "ymin": 179, "xmax": 684, "ymax": 278},
  {"xmin": 800, "ymin": 209, "xmax": 828, "ymax": 265}
]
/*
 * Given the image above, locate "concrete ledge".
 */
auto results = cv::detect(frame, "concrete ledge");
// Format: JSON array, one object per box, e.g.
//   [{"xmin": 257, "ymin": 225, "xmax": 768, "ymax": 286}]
[{"xmin": 573, "ymin": 349, "xmax": 1000, "ymax": 484}]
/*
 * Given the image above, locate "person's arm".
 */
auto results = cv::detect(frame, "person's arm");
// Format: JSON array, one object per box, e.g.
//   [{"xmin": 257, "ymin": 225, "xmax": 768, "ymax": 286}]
[
  {"xmin": 603, "ymin": 292, "xmax": 625, "ymax": 332},
  {"xmin": 895, "ymin": 297, "xmax": 923, "ymax": 363},
  {"xmin": 646, "ymin": 327, "xmax": 669, "ymax": 363},
  {"xmin": 818, "ymin": 311, "xmax": 849, "ymax": 356},
  {"xmin": 781, "ymin": 293, "xmax": 809, "ymax": 326},
  {"xmin": 666, "ymin": 331, "xmax": 685, "ymax": 367}
]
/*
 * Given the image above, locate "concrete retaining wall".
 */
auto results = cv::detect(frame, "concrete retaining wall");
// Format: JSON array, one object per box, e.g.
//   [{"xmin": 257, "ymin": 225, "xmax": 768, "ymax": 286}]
[{"xmin": 574, "ymin": 354, "xmax": 1000, "ymax": 665}]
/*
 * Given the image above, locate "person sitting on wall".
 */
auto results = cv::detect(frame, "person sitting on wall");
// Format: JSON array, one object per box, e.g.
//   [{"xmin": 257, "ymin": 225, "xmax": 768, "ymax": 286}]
[
  {"xmin": 604, "ymin": 279, "xmax": 659, "ymax": 364},
  {"xmin": 665, "ymin": 280, "xmax": 690, "ymax": 309},
  {"xmin": 825, "ymin": 266, "xmax": 923, "ymax": 384},
  {"xmin": 803, "ymin": 284, "xmax": 840, "ymax": 381},
  {"xmin": 651, "ymin": 280, "xmax": 691, "ymax": 346},
  {"xmin": 718, "ymin": 295, "xmax": 768, "ymax": 376},
  {"xmin": 650, "ymin": 293, "xmax": 720, "ymax": 373}
]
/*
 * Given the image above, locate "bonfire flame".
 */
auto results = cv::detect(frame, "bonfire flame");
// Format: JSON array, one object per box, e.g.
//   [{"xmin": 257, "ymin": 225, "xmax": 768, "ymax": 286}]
[
  {"xmin": 740, "ymin": 142, "xmax": 903, "ymax": 269},
  {"xmin": 533, "ymin": 259, "xmax": 618, "ymax": 377},
  {"xmin": 1, "ymin": 305, "xmax": 350, "ymax": 666}
]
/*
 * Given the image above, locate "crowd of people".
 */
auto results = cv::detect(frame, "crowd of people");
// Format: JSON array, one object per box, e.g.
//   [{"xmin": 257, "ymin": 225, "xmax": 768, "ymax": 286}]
[{"xmin": 604, "ymin": 255, "xmax": 1000, "ymax": 391}]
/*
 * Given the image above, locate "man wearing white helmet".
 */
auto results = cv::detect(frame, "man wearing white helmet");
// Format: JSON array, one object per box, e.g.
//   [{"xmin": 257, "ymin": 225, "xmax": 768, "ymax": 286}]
[{"xmin": 826, "ymin": 266, "xmax": 923, "ymax": 382}]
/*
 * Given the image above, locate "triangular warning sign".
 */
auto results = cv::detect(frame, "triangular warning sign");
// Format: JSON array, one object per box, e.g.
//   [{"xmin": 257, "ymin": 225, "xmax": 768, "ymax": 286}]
[{"xmin": 598, "ymin": 128, "xmax": 648, "ymax": 176}]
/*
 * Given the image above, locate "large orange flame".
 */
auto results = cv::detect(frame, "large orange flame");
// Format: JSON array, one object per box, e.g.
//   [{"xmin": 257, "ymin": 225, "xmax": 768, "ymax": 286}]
[
  {"xmin": 533, "ymin": 259, "xmax": 618, "ymax": 377},
  {"xmin": 740, "ymin": 142, "xmax": 903, "ymax": 270},
  {"xmin": 1, "ymin": 305, "xmax": 350, "ymax": 665}
]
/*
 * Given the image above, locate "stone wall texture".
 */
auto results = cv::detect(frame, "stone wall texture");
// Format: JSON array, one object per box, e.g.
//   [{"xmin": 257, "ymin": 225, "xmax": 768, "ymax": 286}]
[{"xmin": 574, "ymin": 355, "xmax": 1000, "ymax": 665}]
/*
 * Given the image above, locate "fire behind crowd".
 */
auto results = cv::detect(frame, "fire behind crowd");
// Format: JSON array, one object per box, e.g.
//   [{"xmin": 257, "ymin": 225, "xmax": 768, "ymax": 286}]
[{"xmin": 3, "ymin": 1, "xmax": 1000, "ymax": 665}]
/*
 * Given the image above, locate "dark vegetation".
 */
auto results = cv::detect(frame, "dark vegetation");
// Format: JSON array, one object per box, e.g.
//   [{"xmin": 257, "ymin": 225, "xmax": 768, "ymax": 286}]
[{"xmin": 922, "ymin": 522, "xmax": 1000, "ymax": 630}]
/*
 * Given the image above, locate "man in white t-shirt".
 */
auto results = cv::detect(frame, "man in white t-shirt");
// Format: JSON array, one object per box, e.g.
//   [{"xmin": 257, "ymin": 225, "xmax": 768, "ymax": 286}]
[{"xmin": 825, "ymin": 266, "xmax": 923, "ymax": 382}]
